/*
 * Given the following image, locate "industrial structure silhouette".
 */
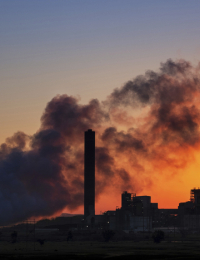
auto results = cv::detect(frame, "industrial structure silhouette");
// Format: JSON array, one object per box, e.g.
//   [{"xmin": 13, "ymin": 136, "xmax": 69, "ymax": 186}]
[
  {"xmin": 84, "ymin": 129, "xmax": 95, "ymax": 225},
  {"xmin": 83, "ymin": 129, "xmax": 200, "ymax": 231}
]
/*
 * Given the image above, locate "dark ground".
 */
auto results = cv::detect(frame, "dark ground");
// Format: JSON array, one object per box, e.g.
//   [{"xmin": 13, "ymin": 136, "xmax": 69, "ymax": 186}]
[
  {"xmin": 1, "ymin": 226, "xmax": 200, "ymax": 259},
  {"xmin": 0, "ymin": 240, "xmax": 200, "ymax": 260}
]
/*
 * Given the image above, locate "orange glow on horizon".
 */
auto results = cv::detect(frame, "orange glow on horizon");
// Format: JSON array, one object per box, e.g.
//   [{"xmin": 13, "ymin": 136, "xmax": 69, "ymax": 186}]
[{"xmin": 67, "ymin": 148, "xmax": 200, "ymax": 216}]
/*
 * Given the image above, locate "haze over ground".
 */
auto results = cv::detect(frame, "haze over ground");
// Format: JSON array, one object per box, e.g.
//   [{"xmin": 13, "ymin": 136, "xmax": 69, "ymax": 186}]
[{"xmin": 1, "ymin": 1, "xmax": 200, "ymax": 224}]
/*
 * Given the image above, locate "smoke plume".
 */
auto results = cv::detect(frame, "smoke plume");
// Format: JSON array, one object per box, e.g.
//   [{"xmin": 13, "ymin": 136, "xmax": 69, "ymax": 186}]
[{"xmin": 1, "ymin": 59, "xmax": 200, "ymax": 225}]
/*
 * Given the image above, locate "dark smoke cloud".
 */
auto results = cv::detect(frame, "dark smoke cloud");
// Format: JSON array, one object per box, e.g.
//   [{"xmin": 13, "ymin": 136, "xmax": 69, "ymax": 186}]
[
  {"xmin": 41, "ymin": 96, "xmax": 108, "ymax": 143},
  {"xmin": 1, "ymin": 59, "xmax": 200, "ymax": 225},
  {"xmin": 101, "ymin": 127, "xmax": 145, "ymax": 152},
  {"xmin": 0, "ymin": 130, "xmax": 70, "ymax": 226}
]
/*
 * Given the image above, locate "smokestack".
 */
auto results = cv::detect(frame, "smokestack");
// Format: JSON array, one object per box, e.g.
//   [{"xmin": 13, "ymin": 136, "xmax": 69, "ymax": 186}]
[{"xmin": 84, "ymin": 129, "xmax": 95, "ymax": 224}]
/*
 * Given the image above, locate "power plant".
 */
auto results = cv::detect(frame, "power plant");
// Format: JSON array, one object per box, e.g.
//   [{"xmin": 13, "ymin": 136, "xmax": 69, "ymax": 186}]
[
  {"xmin": 82, "ymin": 130, "xmax": 200, "ymax": 231},
  {"xmin": 84, "ymin": 129, "xmax": 95, "ymax": 225},
  {"xmin": 2, "ymin": 129, "xmax": 200, "ymax": 240}
]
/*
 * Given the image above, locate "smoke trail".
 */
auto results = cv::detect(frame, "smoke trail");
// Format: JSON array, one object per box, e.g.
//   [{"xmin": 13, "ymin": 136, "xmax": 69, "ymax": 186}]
[{"xmin": 1, "ymin": 59, "xmax": 200, "ymax": 225}]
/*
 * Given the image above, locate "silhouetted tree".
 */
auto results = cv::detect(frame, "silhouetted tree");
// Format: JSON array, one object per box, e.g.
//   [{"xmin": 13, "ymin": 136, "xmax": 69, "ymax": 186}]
[
  {"xmin": 11, "ymin": 231, "xmax": 17, "ymax": 243},
  {"xmin": 152, "ymin": 230, "xmax": 165, "ymax": 243},
  {"xmin": 37, "ymin": 239, "xmax": 45, "ymax": 246},
  {"xmin": 67, "ymin": 230, "xmax": 73, "ymax": 241},
  {"xmin": 179, "ymin": 228, "xmax": 188, "ymax": 242},
  {"xmin": 102, "ymin": 230, "xmax": 115, "ymax": 242}
]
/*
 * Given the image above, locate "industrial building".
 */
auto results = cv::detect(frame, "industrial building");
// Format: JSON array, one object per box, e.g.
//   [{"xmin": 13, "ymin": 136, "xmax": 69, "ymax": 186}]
[
  {"xmin": 82, "ymin": 129, "xmax": 200, "ymax": 232},
  {"xmin": 89, "ymin": 190, "xmax": 182, "ymax": 231},
  {"xmin": 178, "ymin": 188, "xmax": 200, "ymax": 230},
  {"xmin": 100, "ymin": 191, "xmax": 154, "ymax": 231}
]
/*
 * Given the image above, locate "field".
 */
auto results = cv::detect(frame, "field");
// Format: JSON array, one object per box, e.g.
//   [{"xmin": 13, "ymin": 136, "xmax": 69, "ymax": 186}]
[
  {"xmin": 1, "ymin": 225, "xmax": 200, "ymax": 259},
  {"xmin": 0, "ymin": 240, "xmax": 200, "ymax": 260}
]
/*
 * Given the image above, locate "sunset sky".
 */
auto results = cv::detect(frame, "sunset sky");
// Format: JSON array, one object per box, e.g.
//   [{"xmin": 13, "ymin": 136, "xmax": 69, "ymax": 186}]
[{"xmin": 1, "ymin": 1, "xmax": 200, "ymax": 221}]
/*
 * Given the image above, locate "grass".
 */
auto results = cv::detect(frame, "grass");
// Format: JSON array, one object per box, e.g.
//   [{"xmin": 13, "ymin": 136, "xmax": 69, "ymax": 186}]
[
  {"xmin": 0, "ymin": 240, "xmax": 200, "ymax": 259},
  {"xmin": 1, "ymin": 227, "xmax": 200, "ymax": 259}
]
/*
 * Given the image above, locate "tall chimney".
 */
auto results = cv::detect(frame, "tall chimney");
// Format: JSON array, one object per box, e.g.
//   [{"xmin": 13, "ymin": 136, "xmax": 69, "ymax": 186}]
[{"xmin": 84, "ymin": 129, "xmax": 95, "ymax": 223}]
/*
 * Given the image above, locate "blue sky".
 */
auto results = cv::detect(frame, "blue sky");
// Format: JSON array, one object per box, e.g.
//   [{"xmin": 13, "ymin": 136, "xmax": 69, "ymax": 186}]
[{"xmin": 1, "ymin": 0, "xmax": 200, "ymax": 142}]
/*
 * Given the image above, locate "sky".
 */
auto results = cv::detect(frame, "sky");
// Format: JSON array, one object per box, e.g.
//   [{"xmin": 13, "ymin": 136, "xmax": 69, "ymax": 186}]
[{"xmin": 1, "ymin": 1, "xmax": 200, "ymax": 222}]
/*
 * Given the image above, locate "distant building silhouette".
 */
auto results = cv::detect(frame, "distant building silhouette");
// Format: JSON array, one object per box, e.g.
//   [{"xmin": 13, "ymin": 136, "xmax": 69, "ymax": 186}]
[
  {"xmin": 190, "ymin": 188, "xmax": 200, "ymax": 206},
  {"xmin": 84, "ymin": 129, "xmax": 95, "ymax": 225},
  {"xmin": 178, "ymin": 188, "xmax": 200, "ymax": 229}
]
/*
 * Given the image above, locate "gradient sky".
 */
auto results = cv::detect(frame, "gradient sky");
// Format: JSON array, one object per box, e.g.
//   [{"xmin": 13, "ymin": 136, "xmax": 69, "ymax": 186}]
[{"xmin": 1, "ymin": 0, "xmax": 200, "ymax": 215}]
